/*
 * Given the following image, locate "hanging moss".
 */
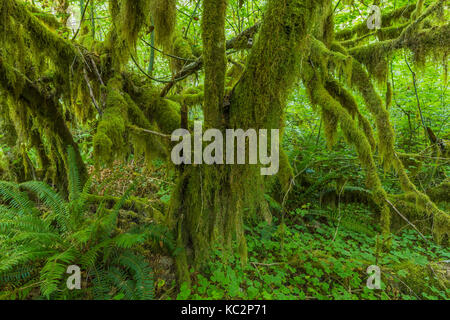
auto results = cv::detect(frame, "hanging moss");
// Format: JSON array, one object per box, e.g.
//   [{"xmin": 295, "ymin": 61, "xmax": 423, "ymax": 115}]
[
  {"xmin": 325, "ymin": 79, "xmax": 377, "ymax": 151},
  {"xmin": 171, "ymin": 34, "xmax": 194, "ymax": 73},
  {"xmin": 351, "ymin": 60, "xmax": 396, "ymax": 169},
  {"xmin": 134, "ymin": 85, "xmax": 181, "ymax": 134},
  {"xmin": 334, "ymin": 16, "xmax": 450, "ymax": 244},
  {"xmin": 1, "ymin": 0, "xmax": 80, "ymax": 90},
  {"xmin": 1, "ymin": 50, "xmax": 87, "ymax": 183},
  {"xmin": 93, "ymin": 77, "xmax": 129, "ymax": 165},
  {"xmin": 386, "ymin": 81, "xmax": 393, "ymax": 110},
  {"xmin": 150, "ymin": 0, "xmax": 176, "ymax": 50},
  {"xmin": 347, "ymin": 2, "xmax": 449, "ymax": 73},
  {"xmin": 303, "ymin": 67, "xmax": 391, "ymax": 237},
  {"xmin": 321, "ymin": 107, "xmax": 339, "ymax": 148},
  {"xmin": 124, "ymin": 93, "xmax": 168, "ymax": 162},
  {"xmin": 109, "ymin": 0, "xmax": 151, "ymax": 50},
  {"xmin": 376, "ymin": 23, "xmax": 409, "ymax": 41},
  {"xmin": 331, "ymin": 29, "xmax": 450, "ymax": 242},
  {"xmin": 426, "ymin": 180, "xmax": 450, "ymax": 203},
  {"xmin": 168, "ymin": 0, "xmax": 337, "ymax": 285}
]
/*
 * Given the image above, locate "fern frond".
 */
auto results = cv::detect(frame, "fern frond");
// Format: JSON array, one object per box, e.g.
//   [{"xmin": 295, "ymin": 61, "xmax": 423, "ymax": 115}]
[
  {"xmin": 113, "ymin": 232, "xmax": 147, "ymax": 249},
  {"xmin": 116, "ymin": 251, "xmax": 154, "ymax": 300},
  {"xmin": 105, "ymin": 266, "xmax": 136, "ymax": 300},
  {"xmin": 39, "ymin": 249, "xmax": 77, "ymax": 298},
  {"xmin": 0, "ymin": 181, "xmax": 34, "ymax": 215},
  {"xmin": 80, "ymin": 239, "xmax": 112, "ymax": 268},
  {"xmin": 0, "ymin": 264, "xmax": 35, "ymax": 284},
  {"xmin": 90, "ymin": 268, "xmax": 111, "ymax": 300},
  {"xmin": 0, "ymin": 250, "xmax": 34, "ymax": 273},
  {"xmin": 0, "ymin": 215, "xmax": 52, "ymax": 235},
  {"xmin": 21, "ymin": 181, "xmax": 69, "ymax": 232}
]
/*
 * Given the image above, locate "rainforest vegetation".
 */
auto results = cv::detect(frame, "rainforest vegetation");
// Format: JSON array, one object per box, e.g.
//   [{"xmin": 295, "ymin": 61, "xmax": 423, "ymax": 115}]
[{"xmin": 0, "ymin": 0, "xmax": 449, "ymax": 300}]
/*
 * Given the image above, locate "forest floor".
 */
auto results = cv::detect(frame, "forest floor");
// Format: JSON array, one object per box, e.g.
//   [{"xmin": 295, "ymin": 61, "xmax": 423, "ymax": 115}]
[{"xmin": 93, "ymin": 161, "xmax": 449, "ymax": 300}]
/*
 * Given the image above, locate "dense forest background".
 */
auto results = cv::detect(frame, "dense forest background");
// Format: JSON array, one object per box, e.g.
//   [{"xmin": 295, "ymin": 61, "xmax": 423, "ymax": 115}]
[{"xmin": 0, "ymin": 0, "xmax": 449, "ymax": 300}]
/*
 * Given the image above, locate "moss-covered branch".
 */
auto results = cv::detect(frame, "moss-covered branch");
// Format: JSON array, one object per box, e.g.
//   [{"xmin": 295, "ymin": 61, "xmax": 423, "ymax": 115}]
[
  {"xmin": 0, "ymin": 57, "xmax": 87, "ymax": 187},
  {"xmin": 201, "ymin": 0, "xmax": 228, "ymax": 128},
  {"xmin": 335, "ymin": 3, "xmax": 416, "ymax": 40}
]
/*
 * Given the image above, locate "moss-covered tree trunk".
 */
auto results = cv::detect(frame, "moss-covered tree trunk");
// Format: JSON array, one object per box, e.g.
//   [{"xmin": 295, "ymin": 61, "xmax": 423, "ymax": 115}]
[{"xmin": 169, "ymin": 0, "xmax": 330, "ymax": 284}]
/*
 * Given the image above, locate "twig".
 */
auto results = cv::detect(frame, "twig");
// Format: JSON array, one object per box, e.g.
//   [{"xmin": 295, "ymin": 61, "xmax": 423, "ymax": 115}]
[
  {"xmin": 83, "ymin": 68, "xmax": 102, "ymax": 116},
  {"xmin": 184, "ymin": 0, "xmax": 201, "ymax": 38},
  {"xmin": 405, "ymin": 53, "xmax": 429, "ymax": 143},
  {"xmin": 385, "ymin": 199, "xmax": 429, "ymax": 243},
  {"xmin": 129, "ymin": 52, "xmax": 173, "ymax": 84},
  {"xmin": 127, "ymin": 125, "xmax": 172, "ymax": 139},
  {"xmin": 140, "ymin": 38, "xmax": 196, "ymax": 62},
  {"xmin": 72, "ymin": 0, "xmax": 91, "ymax": 41}
]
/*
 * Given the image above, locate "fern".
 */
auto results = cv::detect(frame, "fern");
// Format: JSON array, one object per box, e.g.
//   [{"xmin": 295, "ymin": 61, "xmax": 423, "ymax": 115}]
[
  {"xmin": 105, "ymin": 267, "xmax": 136, "ymax": 300},
  {"xmin": 0, "ymin": 181, "xmax": 34, "ymax": 215},
  {"xmin": 0, "ymin": 150, "xmax": 159, "ymax": 300},
  {"xmin": 116, "ymin": 251, "xmax": 154, "ymax": 300},
  {"xmin": 40, "ymin": 249, "xmax": 77, "ymax": 298},
  {"xmin": 21, "ymin": 181, "xmax": 69, "ymax": 232},
  {"xmin": 0, "ymin": 264, "xmax": 34, "ymax": 284}
]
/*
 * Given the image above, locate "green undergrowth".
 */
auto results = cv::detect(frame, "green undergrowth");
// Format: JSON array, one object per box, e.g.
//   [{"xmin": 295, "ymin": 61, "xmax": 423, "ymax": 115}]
[{"xmin": 179, "ymin": 204, "xmax": 449, "ymax": 300}]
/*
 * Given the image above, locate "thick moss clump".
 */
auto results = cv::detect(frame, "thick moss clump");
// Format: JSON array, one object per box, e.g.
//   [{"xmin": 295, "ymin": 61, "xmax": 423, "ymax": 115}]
[
  {"xmin": 109, "ymin": 0, "xmax": 152, "ymax": 50},
  {"xmin": 93, "ymin": 78, "xmax": 129, "ymax": 165}
]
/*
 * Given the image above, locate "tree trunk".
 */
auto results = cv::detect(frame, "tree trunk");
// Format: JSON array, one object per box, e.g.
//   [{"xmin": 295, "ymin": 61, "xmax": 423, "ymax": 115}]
[{"xmin": 169, "ymin": 0, "xmax": 331, "ymax": 284}]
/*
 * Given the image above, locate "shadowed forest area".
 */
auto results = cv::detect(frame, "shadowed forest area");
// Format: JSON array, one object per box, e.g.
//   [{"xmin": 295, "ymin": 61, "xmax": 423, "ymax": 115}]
[{"xmin": 0, "ymin": 0, "xmax": 449, "ymax": 301}]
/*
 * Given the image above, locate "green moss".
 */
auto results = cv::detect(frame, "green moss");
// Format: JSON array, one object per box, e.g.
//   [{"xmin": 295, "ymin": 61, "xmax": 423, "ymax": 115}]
[
  {"xmin": 325, "ymin": 79, "xmax": 376, "ymax": 151},
  {"xmin": 1, "ymin": 0, "xmax": 79, "ymax": 92},
  {"xmin": 336, "ymin": 4, "xmax": 416, "ymax": 41},
  {"xmin": 150, "ymin": 0, "xmax": 176, "ymax": 50},
  {"xmin": 110, "ymin": 0, "xmax": 152, "ymax": 50},
  {"xmin": 426, "ymin": 180, "xmax": 450, "ymax": 203},
  {"xmin": 386, "ymin": 81, "xmax": 393, "ymax": 110},
  {"xmin": 201, "ymin": 0, "xmax": 228, "ymax": 128},
  {"xmin": 171, "ymin": 34, "xmax": 193, "ymax": 73},
  {"xmin": 304, "ymin": 69, "xmax": 391, "ymax": 236},
  {"xmin": 351, "ymin": 60, "xmax": 395, "ymax": 169},
  {"xmin": 168, "ymin": 87, "xmax": 204, "ymax": 107},
  {"xmin": 93, "ymin": 78, "xmax": 128, "ymax": 165},
  {"xmin": 135, "ymin": 85, "xmax": 181, "ymax": 134},
  {"xmin": 392, "ymin": 260, "xmax": 449, "ymax": 296},
  {"xmin": 169, "ymin": 0, "xmax": 332, "ymax": 284},
  {"xmin": 392, "ymin": 157, "xmax": 450, "ymax": 243},
  {"xmin": 376, "ymin": 23, "xmax": 409, "ymax": 41}
]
